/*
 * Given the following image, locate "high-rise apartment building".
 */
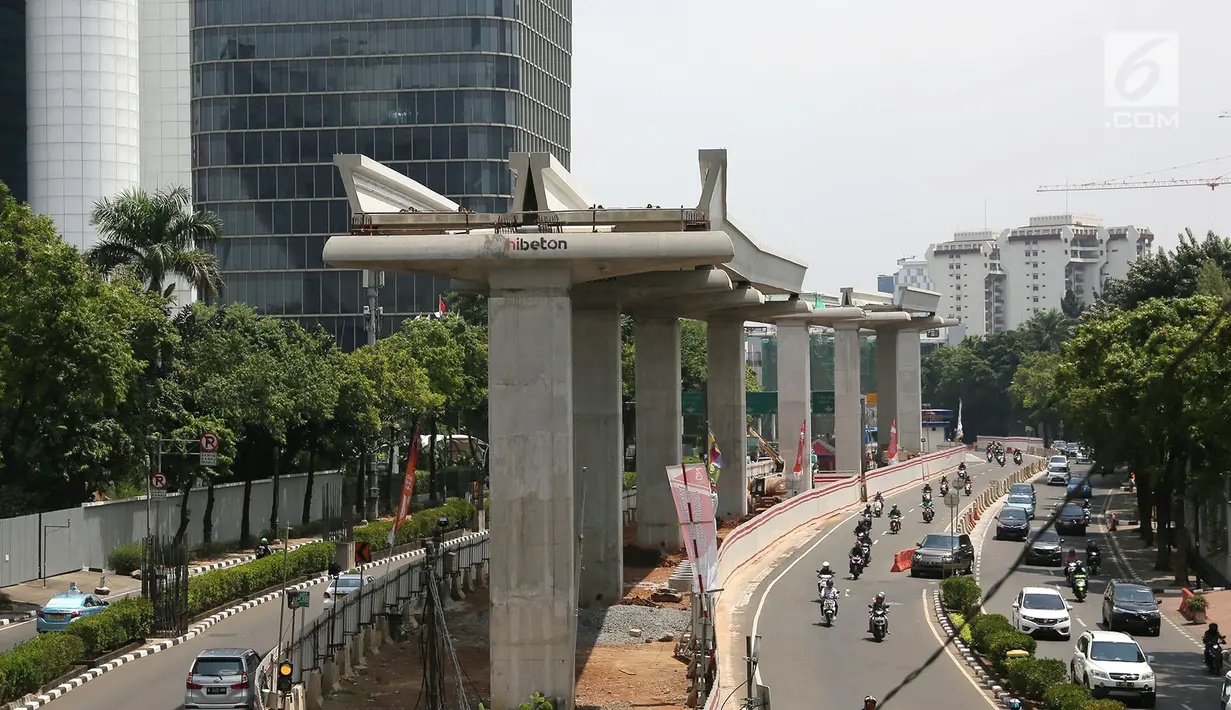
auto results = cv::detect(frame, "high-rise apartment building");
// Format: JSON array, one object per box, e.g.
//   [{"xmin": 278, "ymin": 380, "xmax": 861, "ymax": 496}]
[
  {"xmin": 190, "ymin": 0, "xmax": 572, "ymax": 349},
  {"xmin": 921, "ymin": 214, "xmax": 1154, "ymax": 337},
  {"xmin": 891, "ymin": 256, "xmax": 933, "ymax": 292}
]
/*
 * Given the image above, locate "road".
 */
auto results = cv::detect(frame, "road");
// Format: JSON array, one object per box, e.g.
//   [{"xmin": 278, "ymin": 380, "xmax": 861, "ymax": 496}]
[
  {"xmin": 45, "ymin": 553, "xmax": 421, "ymax": 710},
  {"xmin": 976, "ymin": 463, "xmax": 1216, "ymax": 709},
  {"xmin": 0, "ymin": 616, "xmax": 37, "ymax": 652},
  {"xmin": 753, "ymin": 454, "xmax": 1023, "ymax": 710}
]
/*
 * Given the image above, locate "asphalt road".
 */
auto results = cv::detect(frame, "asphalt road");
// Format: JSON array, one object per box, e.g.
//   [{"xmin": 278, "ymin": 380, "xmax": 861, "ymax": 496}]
[
  {"xmin": 753, "ymin": 454, "xmax": 1025, "ymax": 710},
  {"xmin": 46, "ymin": 553, "xmax": 421, "ymax": 710},
  {"xmin": 0, "ymin": 617, "xmax": 37, "ymax": 652},
  {"xmin": 975, "ymin": 463, "xmax": 1217, "ymax": 709}
]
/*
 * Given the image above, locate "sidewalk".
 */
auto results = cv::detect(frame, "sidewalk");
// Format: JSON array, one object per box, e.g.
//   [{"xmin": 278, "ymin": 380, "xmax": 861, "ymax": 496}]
[{"xmin": 0, "ymin": 535, "xmax": 320, "ymax": 621}]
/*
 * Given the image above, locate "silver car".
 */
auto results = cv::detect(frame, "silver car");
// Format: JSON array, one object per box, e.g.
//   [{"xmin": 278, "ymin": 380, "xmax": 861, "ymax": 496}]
[
  {"xmin": 185, "ymin": 647, "xmax": 263, "ymax": 710},
  {"xmin": 323, "ymin": 573, "xmax": 376, "ymax": 611}
]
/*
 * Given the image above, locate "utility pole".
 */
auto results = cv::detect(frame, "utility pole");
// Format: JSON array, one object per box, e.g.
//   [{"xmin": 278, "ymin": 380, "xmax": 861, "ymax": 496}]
[{"xmin": 363, "ymin": 269, "xmax": 384, "ymax": 521}]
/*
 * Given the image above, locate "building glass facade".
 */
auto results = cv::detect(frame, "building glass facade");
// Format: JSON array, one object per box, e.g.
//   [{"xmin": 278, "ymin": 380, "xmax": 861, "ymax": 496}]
[
  {"xmin": 0, "ymin": 0, "xmax": 26, "ymax": 203},
  {"xmin": 189, "ymin": 0, "xmax": 571, "ymax": 349}
]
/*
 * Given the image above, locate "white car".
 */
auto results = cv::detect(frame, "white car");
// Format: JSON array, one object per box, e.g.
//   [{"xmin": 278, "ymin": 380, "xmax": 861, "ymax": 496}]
[
  {"xmin": 1070, "ymin": 630, "xmax": 1156, "ymax": 708},
  {"xmin": 1011, "ymin": 586, "xmax": 1072, "ymax": 639},
  {"xmin": 322, "ymin": 573, "xmax": 376, "ymax": 611}
]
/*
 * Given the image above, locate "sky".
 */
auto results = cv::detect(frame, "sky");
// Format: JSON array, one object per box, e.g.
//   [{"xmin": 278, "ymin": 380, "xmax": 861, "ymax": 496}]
[{"xmin": 567, "ymin": 1, "xmax": 1231, "ymax": 293}]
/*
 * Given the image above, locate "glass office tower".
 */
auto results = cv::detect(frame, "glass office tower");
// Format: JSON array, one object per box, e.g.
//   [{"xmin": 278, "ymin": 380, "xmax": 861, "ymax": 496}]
[
  {"xmin": 189, "ymin": 0, "xmax": 571, "ymax": 349},
  {"xmin": 0, "ymin": 0, "xmax": 26, "ymax": 203}
]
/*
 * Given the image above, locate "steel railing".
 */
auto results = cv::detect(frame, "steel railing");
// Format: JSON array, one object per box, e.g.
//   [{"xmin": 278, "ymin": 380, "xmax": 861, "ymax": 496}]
[{"xmin": 290, "ymin": 531, "xmax": 490, "ymax": 683}]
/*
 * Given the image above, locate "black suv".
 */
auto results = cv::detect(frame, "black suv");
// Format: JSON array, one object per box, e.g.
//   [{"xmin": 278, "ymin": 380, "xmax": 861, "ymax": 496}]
[
  {"xmin": 910, "ymin": 533, "xmax": 975, "ymax": 577},
  {"xmin": 1055, "ymin": 504, "xmax": 1088, "ymax": 535},
  {"xmin": 1102, "ymin": 579, "xmax": 1161, "ymax": 636}
]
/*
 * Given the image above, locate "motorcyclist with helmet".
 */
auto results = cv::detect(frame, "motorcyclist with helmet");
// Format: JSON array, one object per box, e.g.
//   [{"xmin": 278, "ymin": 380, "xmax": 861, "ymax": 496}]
[
  {"xmin": 863, "ymin": 696, "xmax": 878, "ymax": 710},
  {"xmin": 1204, "ymin": 622, "xmax": 1226, "ymax": 648},
  {"xmin": 818, "ymin": 560, "xmax": 836, "ymax": 579},
  {"xmin": 256, "ymin": 537, "xmax": 273, "ymax": 559},
  {"xmin": 868, "ymin": 591, "xmax": 889, "ymax": 634},
  {"xmin": 820, "ymin": 577, "xmax": 841, "ymax": 617},
  {"xmin": 1086, "ymin": 539, "xmax": 1102, "ymax": 574}
]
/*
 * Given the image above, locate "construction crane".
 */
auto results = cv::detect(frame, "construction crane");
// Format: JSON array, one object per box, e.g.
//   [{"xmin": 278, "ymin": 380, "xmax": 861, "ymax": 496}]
[{"xmin": 1038, "ymin": 177, "xmax": 1231, "ymax": 192}]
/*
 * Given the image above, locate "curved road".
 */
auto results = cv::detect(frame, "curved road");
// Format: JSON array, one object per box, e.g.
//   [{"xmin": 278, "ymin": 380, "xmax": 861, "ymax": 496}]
[
  {"xmin": 977, "ymin": 463, "xmax": 1217, "ymax": 709},
  {"xmin": 753, "ymin": 455, "xmax": 1023, "ymax": 710},
  {"xmin": 45, "ymin": 552, "xmax": 424, "ymax": 710}
]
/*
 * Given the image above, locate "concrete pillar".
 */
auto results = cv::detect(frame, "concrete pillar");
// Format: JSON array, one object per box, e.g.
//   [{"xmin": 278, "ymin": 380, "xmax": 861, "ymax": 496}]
[
  {"xmin": 896, "ymin": 329, "xmax": 923, "ymax": 454},
  {"xmin": 572, "ymin": 287, "xmax": 624, "ymax": 607},
  {"xmin": 707, "ymin": 318, "xmax": 748, "ymax": 519},
  {"xmin": 777, "ymin": 320, "xmax": 811, "ymax": 496},
  {"xmin": 832, "ymin": 323, "xmax": 863, "ymax": 481},
  {"xmin": 874, "ymin": 331, "xmax": 898, "ymax": 459},
  {"xmin": 634, "ymin": 314, "xmax": 684, "ymax": 550},
  {"xmin": 487, "ymin": 269, "xmax": 577, "ymax": 710}
]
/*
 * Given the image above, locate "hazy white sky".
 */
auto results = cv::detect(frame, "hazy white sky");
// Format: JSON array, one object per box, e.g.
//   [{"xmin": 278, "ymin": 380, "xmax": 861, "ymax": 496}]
[{"xmin": 568, "ymin": 1, "xmax": 1231, "ymax": 292}]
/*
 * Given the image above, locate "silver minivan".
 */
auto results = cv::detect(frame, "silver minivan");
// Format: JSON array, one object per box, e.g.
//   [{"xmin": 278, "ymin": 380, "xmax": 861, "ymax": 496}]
[{"xmin": 185, "ymin": 647, "xmax": 263, "ymax": 710}]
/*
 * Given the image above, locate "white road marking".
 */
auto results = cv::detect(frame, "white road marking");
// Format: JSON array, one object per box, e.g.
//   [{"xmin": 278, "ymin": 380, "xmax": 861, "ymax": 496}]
[
  {"xmin": 1076, "ymin": 617, "xmax": 1087, "ymax": 627},
  {"xmin": 920, "ymin": 588, "xmax": 1002, "ymax": 710}
]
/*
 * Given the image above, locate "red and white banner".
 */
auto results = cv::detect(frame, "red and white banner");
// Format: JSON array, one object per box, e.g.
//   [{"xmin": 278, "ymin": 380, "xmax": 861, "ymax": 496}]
[
  {"xmin": 792, "ymin": 421, "xmax": 807, "ymax": 480},
  {"xmin": 388, "ymin": 432, "xmax": 421, "ymax": 547},
  {"xmin": 886, "ymin": 419, "xmax": 899, "ymax": 464},
  {"xmin": 666, "ymin": 463, "xmax": 719, "ymax": 594}
]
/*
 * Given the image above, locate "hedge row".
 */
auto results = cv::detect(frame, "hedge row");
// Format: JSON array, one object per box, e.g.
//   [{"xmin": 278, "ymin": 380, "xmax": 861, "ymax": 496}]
[
  {"xmin": 940, "ymin": 576, "xmax": 982, "ymax": 618},
  {"xmin": 0, "ymin": 597, "xmax": 153, "ymax": 703},
  {"xmin": 187, "ymin": 540, "xmax": 336, "ymax": 616},
  {"xmin": 353, "ymin": 498, "xmax": 476, "ymax": 553}
]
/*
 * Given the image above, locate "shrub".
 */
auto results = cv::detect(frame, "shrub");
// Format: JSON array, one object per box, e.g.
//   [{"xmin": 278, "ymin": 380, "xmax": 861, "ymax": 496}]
[
  {"xmin": 186, "ymin": 541, "xmax": 336, "ymax": 616},
  {"xmin": 948, "ymin": 612, "xmax": 973, "ymax": 643},
  {"xmin": 64, "ymin": 597, "xmax": 153, "ymax": 659},
  {"xmin": 1187, "ymin": 593, "xmax": 1209, "ymax": 612},
  {"xmin": 984, "ymin": 629, "xmax": 1037, "ymax": 671},
  {"xmin": 353, "ymin": 500, "xmax": 477, "ymax": 553},
  {"xmin": 0, "ymin": 632, "xmax": 85, "ymax": 703},
  {"xmin": 623, "ymin": 471, "xmax": 637, "ymax": 490},
  {"xmin": 1083, "ymin": 700, "xmax": 1129, "ymax": 710},
  {"xmin": 1006, "ymin": 657, "xmax": 1067, "ymax": 701},
  {"xmin": 970, "ymin": 613, "xmax": 1014, "ymax": 653},
  {"xmin": 1041, "ymin": 683, "xmax": 1091, "ymax": 710},
  {"xmin": 941, "ymin": 576, "xmax": 982, "ymax": 617},
  {"xmin": 108, "ymin": 542, "xmax": 144, "ymax": 575}
]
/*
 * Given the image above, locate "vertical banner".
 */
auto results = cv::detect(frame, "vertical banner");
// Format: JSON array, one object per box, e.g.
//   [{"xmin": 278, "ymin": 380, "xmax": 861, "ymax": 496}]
[
  {"xmin": 886, "ymin": 419, "xmax": 899, "ymax": 465},
  {"xmin": 792, "ymin": 421, "xmax": 807, "ymax": 481},
  {"xmin": 666, "ymin": 463, "xmax": 719, "ymax": 594},
  {"xmin": 387, "ymin": 430, "xmax": 421, "ymax": 547}
]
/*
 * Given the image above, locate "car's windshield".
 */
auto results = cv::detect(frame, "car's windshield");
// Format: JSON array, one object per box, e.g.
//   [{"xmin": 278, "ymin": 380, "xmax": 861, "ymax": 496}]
[
  {"xmin": 920, "ymin": 534, "xmax": 957, "ymax": 549},
  {"xmin": 1050, "ymin": 456, "xmax": 1067, "ymax": 464},
  {"xmin": 192, "ymin": 659, "xmax": 244, "ymax": 677},
  {"xmin": 1033, "ymin": 530, "xmax": 1061, "ymax": 544},
  {"xmin": 1007, "ymin": 496, "xmax": 1032, "ymax": 506},
  {"xmin": 1023, "ymin": 593, "xmax": 1065, "ymax": 610},
  {"xmin": 1000, "ymin": 508, "xmax": 1026, "ymax": 520},
  {"xmin": 336, "ymin": 577, "xmax": 363, "ymax": 590},
  {"xmin": 1114, "ymin": 587, "xmax": 1156, "ymax": 604},
  {"xmin": 1089, "ymin": 641, "xmax": 1145, "ymax": 663},
  {"xmin": 1011, "ymin": 485, "xmax": 1032, "ymax": 495},
  {"xmin": 1061, "ymin": 505, "xmax": 1085, "ymax": 517}
]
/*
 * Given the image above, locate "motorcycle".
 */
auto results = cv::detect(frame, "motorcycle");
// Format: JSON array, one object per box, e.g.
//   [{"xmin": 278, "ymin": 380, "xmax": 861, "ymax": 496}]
[
  {"xmin": 860, "ymin": 541, "xmax": 873, "ymax": 565},
  {"xmin": 1073, "ymin": 575, "xmax": 1088, "ymax": 602},
  {"xmin": 939, "ymin": 484, "xmax": 950, "ymax": 497},
  {"xmin": 816, "ymin": 571, "xmax": 835, "ymax": 597},
  {"xmin": 1088, "ymin": 552, "xmax": 1102, "ymax": 575},
  {"xmin": 1206, "ymin": 638, "xmax": 1226, "ymax": 675},
  {"xmin": 1013, "ymin": 452, "xmax": 1023, "ymax": 465},
  {"xmin": 986, "ymin": 452, "xmax": 993, "ymax": 463},
  {"xmin": 821, "ymin": 596, "xmax": 838, "ymax": 626},
  {"xmin": 1064, "ymin": 561, "xmax": 1079, "ymax": 584},
  {"xmin": 997, "ymin": 454, "xmax": 1006, "ymax": 467},
  {"xmin": 890, "ymin": 517, "xmax": 902, "ymax": 534},
  {"xmin": 255, "ymin": 545, "xmax": 273, "ymax": 560},
  {"xmin": 872, "ymin": 499, "xmax": 884, "ymax": 517},
  {"xmin": 849, "ymin": 554, "xmax": 864, "ymax": 580},
  {"xmin": 922, "ymin": 507, "xmax": 935, "ymax": 523},
  {"xmin": 964, "ymin": 481, "xmax": 973, "ymax": 496},
  {"xmin": 922, "ymin": 492, "xmax": 933, "ymax": 505},
  {"xmin": 870, "ymin": 607, "xmax": 889, "ymax": 642}
]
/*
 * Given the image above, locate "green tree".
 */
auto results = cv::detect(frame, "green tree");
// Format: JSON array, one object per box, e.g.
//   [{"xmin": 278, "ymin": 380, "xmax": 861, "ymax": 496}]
[
  {"xmin": 0, "ymin": 184, "xmax": 170, "ymax": 514},
  {"xmin": 1102, "ymin": 229, "xmax": 1231, "ymax": 309},
  {"xmin": 1008, "ymin": 351, "xmax": 1061, "ymax": 444},
  {"xmin": 86, "ymin": 186, "xmax": 225, "ymax": 299},
  {"xmin": 1195, "ymin": 258, "xmax": 1231, "ymax": 300},
  {"xmin": 1022, "ymin": 310, "xmax": 1075, "ymax": 354},
  {"xmin": 1060, "ymin": 289, "xmax": 1083, "ymax": 318}
]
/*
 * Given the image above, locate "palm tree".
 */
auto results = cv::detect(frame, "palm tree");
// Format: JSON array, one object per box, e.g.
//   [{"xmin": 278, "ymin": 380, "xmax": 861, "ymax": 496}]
[
  {"xmin": 1022, "ymin": 310, "xmax": 1074, "ymax": 353},
  {"xmin": 86, "ymin": 186, "xmax": 226, "ymax": 300}
]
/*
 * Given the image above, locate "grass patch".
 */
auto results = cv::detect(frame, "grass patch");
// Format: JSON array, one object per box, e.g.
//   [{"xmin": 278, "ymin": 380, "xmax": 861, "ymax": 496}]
[{"xmin": 948, "ymin": 612, "xmax": 973, "ymax": 644}]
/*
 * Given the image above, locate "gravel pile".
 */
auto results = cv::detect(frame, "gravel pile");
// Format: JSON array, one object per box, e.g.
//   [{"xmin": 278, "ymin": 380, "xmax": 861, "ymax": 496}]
[{"xmin": 578, "ymin": 604, "xmax": 692, "ymax": 646}]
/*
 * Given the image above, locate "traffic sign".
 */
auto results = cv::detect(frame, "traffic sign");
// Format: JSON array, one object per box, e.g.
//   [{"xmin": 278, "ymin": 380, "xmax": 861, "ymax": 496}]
[
  {"xmin": 199, "ymin": 432, "xmax": 220, "ymax": 453},
  {"xmin": 286, "ymin": 589, "xmax": 311, "ymax": 609},
  {"xmin": 150, "ymin": 472, "xmax": 168, "ymax": 500},
  {"xmin": 200, "ymin": 452, "xmax": 218, "ymax": 467},
  {"xmin": 944, "ymin": 490, "xmax": 961, "ymax": 509}
]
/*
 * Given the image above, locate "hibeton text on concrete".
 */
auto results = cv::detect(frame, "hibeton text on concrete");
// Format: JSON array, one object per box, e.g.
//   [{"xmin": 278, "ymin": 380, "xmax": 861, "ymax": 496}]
[{"xmin": 507, "ymin": 236, "xmax": 569, "ymax": 251}]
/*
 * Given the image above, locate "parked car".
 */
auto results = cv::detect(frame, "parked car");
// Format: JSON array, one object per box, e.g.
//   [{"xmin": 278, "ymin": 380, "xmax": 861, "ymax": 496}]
[
  {"xmin": 1067, "ymin": 475, "xmax": 1093, "ymax": 499},
  {"xmin": 1004, "ymin": 493, "xmax": 1036, "ymax": 520},
  {"xmin": 184, "ymin": 647, "xmax": 263, "ymax": 710},
  {"xmin": 1056, "ymin": 504, "xmax": 1089, "ymax": 535},
  {"xmin": 1012, "ymin": 586, "xmax": 1073, "ymax": 639},
  {"xmin": 36, "ymin": 593, "xmax": 109, "ymax": 633},
  {"xmin": 1070, "ymin": 630, "xmax": 1156, "ymax": 707},
  {"xmin": 1102, "ymin": 580, "xmax": 1162, "ymax": 636},
  {"xmin": 1025, "ymin": 529, "xmax": 1065, "ymax": 566},
  {"xmin": 910, "ymin": 533, "xmax": 975, "ymax": 577},
  {"xmin": 995, "ymin": 507, "xmax": 1032, "ymax": 540},
  {"xmin": 322, "ymin": 572, "xmax": 376, "ymax": 611},
  {"xmin": 1010, "ymin": 482, "xmax": 1037, "ymax": 501}
]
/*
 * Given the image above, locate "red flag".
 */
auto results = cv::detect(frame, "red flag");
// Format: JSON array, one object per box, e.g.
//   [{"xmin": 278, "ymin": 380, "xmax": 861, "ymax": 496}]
[
  {"xmin": 437, "ymin": 296, "xmax": 448, "ymax": 315},
  {"xmin": 886, "ymin": 419, "xmax": 899, "ymax": 464},
  {"xmin": 792, "ymin": 421, "xmax": 807, "ymax": 476},
  {"xmin": 388, "ymin": 432, "xmax": 421, "ymax": 547}
]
